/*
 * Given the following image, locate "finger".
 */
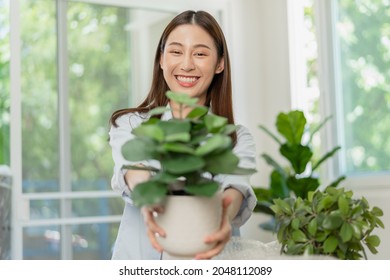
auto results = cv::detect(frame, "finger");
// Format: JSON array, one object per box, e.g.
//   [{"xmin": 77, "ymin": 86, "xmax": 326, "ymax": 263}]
[
  {"xmin": 142, "ymin": 207, "xmax": 166, "ymax": 237},
  {"xmin": 146, "ymin": 229, "xmax": 163, "ymax": 252},
  {"xmin": 195, "ymin": 241, "xmax": 226, "ymax": 260}
]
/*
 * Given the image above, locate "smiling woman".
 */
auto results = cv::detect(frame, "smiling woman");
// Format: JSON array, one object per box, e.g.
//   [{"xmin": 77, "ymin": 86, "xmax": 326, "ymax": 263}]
[{"xmin": 109, "ymin": 10, "xmax": 257, "ymax": 260}]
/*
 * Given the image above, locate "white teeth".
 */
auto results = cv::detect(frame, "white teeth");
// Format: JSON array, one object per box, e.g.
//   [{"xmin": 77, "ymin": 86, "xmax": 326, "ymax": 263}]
[{"xmin": 177, "ymin": 76, "xmax": 197, "ymax": 83}]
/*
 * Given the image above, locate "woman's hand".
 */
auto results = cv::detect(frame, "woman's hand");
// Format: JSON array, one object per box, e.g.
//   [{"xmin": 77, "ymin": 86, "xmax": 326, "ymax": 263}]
[
  {"xmin": 142, "ymin": 206, "xmax": 166, "ymax": 253},
  {"xmin": 194, "ymin": 195, "xmax": 233, "ymax": 260}
]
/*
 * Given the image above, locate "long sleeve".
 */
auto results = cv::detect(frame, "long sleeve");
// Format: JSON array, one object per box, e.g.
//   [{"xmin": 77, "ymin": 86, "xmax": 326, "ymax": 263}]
[
  {"xmin": 109, "ymin": 113, "xmax": 147, "ymax": 202},
  {"xmin": 214, "ymin": 125, "xmax": 257, "ymax": 228}
]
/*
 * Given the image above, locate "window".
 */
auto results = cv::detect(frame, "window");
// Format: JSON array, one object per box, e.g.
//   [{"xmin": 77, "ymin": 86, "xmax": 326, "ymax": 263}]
[
  {"xmin": 8, "ymin": 0, "xmax": 177, "ymax": 259},
  {"xmin": 7, "ymin": 0, "xmax": 227, "ymax": 260},
  {"xmin": 316, "ymin": 0, "xmax": 390, "ymax": 185}
]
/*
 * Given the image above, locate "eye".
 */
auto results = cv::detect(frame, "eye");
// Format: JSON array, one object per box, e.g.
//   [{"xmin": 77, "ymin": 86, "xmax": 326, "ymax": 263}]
[
  {"xmin": 194, "ymin": 52, "xmax": 206, "ymax": 57},
  {"xmin": 169, "ymin": 50, "xmax": 182, "ymax": 55}
]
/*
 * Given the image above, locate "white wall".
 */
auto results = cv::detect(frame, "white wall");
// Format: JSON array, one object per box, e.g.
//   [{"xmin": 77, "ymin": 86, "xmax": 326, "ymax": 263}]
[{"xmin": 229, "ymin": 0, "xmax": 291, "ymax": 187}]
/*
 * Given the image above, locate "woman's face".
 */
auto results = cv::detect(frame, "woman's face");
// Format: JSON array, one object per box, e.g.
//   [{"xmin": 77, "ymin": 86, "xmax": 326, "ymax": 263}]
[{"xmin": 160, "ymin": 24, "xmax": 224, "ymax": 105}]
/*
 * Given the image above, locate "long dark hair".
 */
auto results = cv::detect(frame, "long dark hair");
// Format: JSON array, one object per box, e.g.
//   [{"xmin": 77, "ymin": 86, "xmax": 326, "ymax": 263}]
[{"xmin": 110, "ymin": 10, "xmax": 236, "ymax": 141}]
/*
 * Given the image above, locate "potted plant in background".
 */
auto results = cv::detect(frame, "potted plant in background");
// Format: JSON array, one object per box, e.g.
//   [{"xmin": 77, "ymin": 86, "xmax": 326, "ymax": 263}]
[
  {"xmin": 271, "ymin": 186, "xmax": 384, "ymax": 259},
  {"xmin": 253, "ymin": 110, "xmax": 345, "ymax": 231},
  {"xmin": 121, "ymin": 91, "xmax": 256, "ymax": 259}
]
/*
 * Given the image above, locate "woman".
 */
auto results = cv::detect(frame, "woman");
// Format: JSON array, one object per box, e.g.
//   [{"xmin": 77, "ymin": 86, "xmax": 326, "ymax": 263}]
[{"xmin": 109, "ymin": 10, "xmax": 257, "ymax": 260}]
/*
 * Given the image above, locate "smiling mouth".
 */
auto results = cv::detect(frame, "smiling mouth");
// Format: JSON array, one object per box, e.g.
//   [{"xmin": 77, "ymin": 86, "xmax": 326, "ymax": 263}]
[{"xmin": 175, "ymin": 75, "xmax": 199, "ymax": 83}]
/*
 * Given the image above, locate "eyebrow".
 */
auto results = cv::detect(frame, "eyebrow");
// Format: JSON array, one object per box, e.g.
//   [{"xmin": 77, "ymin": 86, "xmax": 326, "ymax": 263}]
[{"xmin": 167, "ymin": 42, "xmax": 212, "ymax": 50}]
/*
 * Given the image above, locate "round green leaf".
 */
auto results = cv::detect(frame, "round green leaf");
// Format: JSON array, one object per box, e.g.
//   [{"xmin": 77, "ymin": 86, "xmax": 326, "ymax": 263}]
[
  {"xmin": 162, "ymin": 155, "xmax": 205, "ymax": 174},
  {"xmin": 323, "ymin": 212, "xmax": 344, "ymax": 230},
  {"xmin": 186, "ymin": 106, "xmax": 208, "ymax": 119},
  {"xmin": 133, "ymin": 124, "xmax": 164, "ymax": 142},
  {"xmin": 121, "ymin": 138, "xmax": 156, "ymax": 161},
  {"xmin": 365, "ymin": 235, "xmax": 380, "ymax": 247},
  {"xmin": 323, "ymin": 236, "xmax": 338, "ymax": 253},
  {"xmin": 132, "ymin": 181, "xmax": 167, "ymax": 208},
  {"xmin": 340, "ymin": 222, "xmax": 353, "ymax": 242},
  {"xmin": 204, "ymin": 114, "xmax": 228, "ymax": 133},
  {"xmin": 292, "ymin": 230, "xmax": 308, "ymax": 243},
  {"xmin": 291, "ymin": 218, "xmax": 300, "ymax": 230},
  {"xmin": 338, "ymin": 196, "xmax": 350, "ymax": 216},
  {"xmin": 308, "ymin": 218, "xmax": 317, "ymax": 236},
  {"xmin": 204, "ymin": 150, "xmax": 239, "ymax": 174},
  {"xmin": 195, "ymin": 135, "xmax": 231, "ymax": 156},
  {"xmin": 184, "ymin": 181, "xmax": 219, "ymax": 197}
]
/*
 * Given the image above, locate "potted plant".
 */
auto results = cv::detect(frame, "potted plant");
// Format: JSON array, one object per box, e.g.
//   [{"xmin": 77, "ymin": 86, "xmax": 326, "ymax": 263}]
[
  {"xmin": 253, "ymin": 110, "xmax": 345, "ymax": 230},
  {"xmin": 121, "ymin": 91, "xmax": 256, "ymax": 258},
  {"xmin": 271, "ymin": 186, "xmax": 384, "ymax": 259}
]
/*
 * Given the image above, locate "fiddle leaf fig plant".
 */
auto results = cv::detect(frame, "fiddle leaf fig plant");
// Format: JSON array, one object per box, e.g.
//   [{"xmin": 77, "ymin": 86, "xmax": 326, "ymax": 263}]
[
  {"xmin": 253, "ymin": 110, "xmax": 346, "ymax": 227},
  {"xmin": 121, "ymin": 91, "xmax": 256, "ymax": 208},
  {"xmin": 271, "ymin": 186, "xmax": 384, "ymax": 259}
]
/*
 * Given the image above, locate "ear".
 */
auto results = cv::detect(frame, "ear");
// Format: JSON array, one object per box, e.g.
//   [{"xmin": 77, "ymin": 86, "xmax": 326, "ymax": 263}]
[{"xmin": 215, "ymin": 58, "xmax": 224, "ymax": 74}]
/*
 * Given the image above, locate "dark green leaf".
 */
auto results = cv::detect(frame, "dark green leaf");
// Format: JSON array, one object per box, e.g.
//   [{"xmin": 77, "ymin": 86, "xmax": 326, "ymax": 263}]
[
  {"xmin": 161, "ymin": 155, "xmax": 204, "ymax": 174},
  {"xmin": 158, "ymin": 119, "xmax": 191, "ymax": 141},
  {"xmin": 338, "ymin": 196, "xmax": 350, "ymax": 216},
  {"xmin": 287, "ymin": 177, "xmax": 320, "ymax": 199},
  {"xmin": 204, "ymin": 150, "xmax": 239, "ymax": 174},
  {"xmin": 365, "ymin": 235, "xmax": 380, "ymax": 247},
  {"xmin": 162, "ymin": 143, "xmax": 194, "ymax": 154},
  {"xmin": 276, "ymin": 110, "xmax": 306, "ymax": 145},
  {"xmin": 195, "ymin": 135, "xmax": 232, "ymax": 156},
  {"xmin": 323, "ymin": 212, "xmax": 343, "ymax": 230},
  {"xmin": 280, "ymin": 144, "xmax": 312, "ymax": 174},
  {"xmin": 292, "ymin": 230, "xmax": 308, "ymax": 243},
  {"xmin": 323, "ymin": 236, "xmax": 338, "ymax": 253},
  {"xmin": 186, "ymin": 106, "xmax": 208, "ymax": 119},
  {"xmin": 308, "ymin": 218, "xmax": 317, "ymax": 236},
  {"xmin": 270, "ymin": 170, "xmax": 289, "ymax": 198},
  {"xmin": 133, "ymin": 124, "xmax": 164, "ymax": 142},
  {"xmin": 121, "ymin": 138, "xmax": 156, "ymax": 161},
  {"xmin": 340, "ymin": 222, "xmax": 353, "ymax": 242},
  {"xmin": 184, "ymin": 181, "xmax": 219, "ymax": 197},
  {"xmin": 132, "ymin": 181, "xmax": 167, "ymax": 208}
]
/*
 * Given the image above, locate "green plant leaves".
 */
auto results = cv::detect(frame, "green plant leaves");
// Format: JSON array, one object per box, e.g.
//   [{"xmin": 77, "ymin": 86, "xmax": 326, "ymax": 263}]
[
  {"xmin": 276, "ymin": 110, "xmax": 306, "ymax": 145},
  {"xmin": 204, "ymin": 114, "xmax": 228, "ymax": 133},
  {"xmin": 132, "ymin": 180, "xmax": 167, "ymax": 207},
  {"xmin": 204, "ymin": 150, "xmax": 239, "ymax": 174},
  {"xmin": 271, "ymin": 186, "xmax": 385, "ymax": 259},
  {"xmin": 161, "ymin": 154, "xmax": 205, "ymax": 174},
  {"xmin": 121, "ymin": 91, "xmax": 257, "ymax": 208},
  {"xmin": 121, "ymin": 138, "xmax": 157, "ymax": 161},
  {"xmin": 323, "ymin": 236, "xmax": 338, "ymax": 253},
  {"xmin": 340, "ymin": 222, "xmax": 353, "ymax": 242},
  {"xmin": 195, "ymin": 135, "xmax": 232, "ymax": 156},
  {"xmin": 185, "ymin": 181, "xmax": 219, "ymax": 197},
  {"xmin": 158, "ymin": 119, "xmax": 191, "ymax": 142},
  {"xmin": 280, "ymin": 144, "xmax": 312, "ymax": 174}
]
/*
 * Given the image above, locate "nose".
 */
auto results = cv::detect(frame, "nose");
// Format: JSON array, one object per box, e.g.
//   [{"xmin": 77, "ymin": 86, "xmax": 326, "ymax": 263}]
[{"xmin": 181, "ymin": 54, "xmax": 195, "ymax": 71}]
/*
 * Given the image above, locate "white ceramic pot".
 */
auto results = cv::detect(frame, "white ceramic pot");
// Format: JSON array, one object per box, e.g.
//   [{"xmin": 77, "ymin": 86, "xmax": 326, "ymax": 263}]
[{"xmin": 155, "ymin": 191, "xmax": 222, "ymax": 259}]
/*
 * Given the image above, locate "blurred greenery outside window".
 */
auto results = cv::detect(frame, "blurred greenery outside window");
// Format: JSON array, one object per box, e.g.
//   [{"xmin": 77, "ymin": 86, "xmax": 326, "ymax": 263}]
[
  {"xmin": 1, "ymin": 0, "xmax": 176, "ymax": 259},
  {"xmin": 333, "ymin": 0, "xmax": 390, "ymax": 175}
]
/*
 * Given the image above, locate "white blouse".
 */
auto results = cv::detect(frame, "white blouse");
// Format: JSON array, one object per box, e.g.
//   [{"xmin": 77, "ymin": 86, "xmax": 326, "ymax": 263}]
[{"xmin": 109, "ymin": 110, "xmax": 257, "ymax": 259}]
